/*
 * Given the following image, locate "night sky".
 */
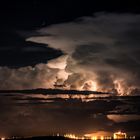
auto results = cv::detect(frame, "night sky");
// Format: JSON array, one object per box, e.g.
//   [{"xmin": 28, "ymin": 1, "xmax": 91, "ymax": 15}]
[
  {"xmin": 0, "ymin": 0, "xmax": 140, "ymax": 67},
  {"xmin": 0, "ymin": 0, "xmax": 140, "ymax": 138}
]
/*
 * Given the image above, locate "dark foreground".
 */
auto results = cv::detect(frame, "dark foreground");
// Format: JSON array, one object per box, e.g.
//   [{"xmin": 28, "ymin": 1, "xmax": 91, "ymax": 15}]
[
  {"xmin": 3, "ymin": 136, "xmax": 140, "ymax": 140},
  {"xmin": 5, "ymin": 136, "xmax": 68, "ymax": 140}
]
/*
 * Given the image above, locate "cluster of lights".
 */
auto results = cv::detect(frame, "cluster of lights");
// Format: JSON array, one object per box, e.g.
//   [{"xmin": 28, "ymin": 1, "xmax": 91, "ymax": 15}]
[
  {"xmin": 87, "ymin": 136, "xmax": 112, "ymax": 140},
  {"xmin": 1, "ymin": 131, "xmax": 135, "ymax": 140},
  {"xmin": 113, "ymin": 131, "xmax": 135, "ymax": 139},
  {"xmin": 64, "ymin": 134, "xmax": 84, "ymax": 140},
  {"xmin": 64, "ymin": 131, "xmax": 135, "ymax": 140},
  {"xmin": 113, "ymin": 131, "xmax": 127, "ymax": 139},
  {"xmin": 64, "ymin": 133, "xmax": 112, "ymax": 140}
]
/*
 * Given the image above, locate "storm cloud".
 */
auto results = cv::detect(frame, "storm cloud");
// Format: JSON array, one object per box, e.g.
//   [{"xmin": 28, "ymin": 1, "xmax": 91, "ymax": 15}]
[
  {"xmin": 0, "ymin": 13, "xmax": 140, "ymax": 95},
  {"xmin": 0, "ymin": 55, "xmax": 68, "ymax": 90},
  {"xmin": 27, "ymin": 13, "xmax": 140, "ymax": 95}
]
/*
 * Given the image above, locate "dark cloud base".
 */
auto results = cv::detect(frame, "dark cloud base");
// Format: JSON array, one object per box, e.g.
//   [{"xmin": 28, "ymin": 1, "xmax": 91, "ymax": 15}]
[{"xmin": 0, "ymin": 49, "xmax": 62, "ymax": 68}]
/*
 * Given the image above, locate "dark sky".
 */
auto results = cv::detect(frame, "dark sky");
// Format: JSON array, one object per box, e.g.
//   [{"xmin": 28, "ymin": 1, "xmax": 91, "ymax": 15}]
[
  {"xmin": 0, "ymin": 0, "xmax": 140, "ymax": 67},
  {"xmin": 0, "ymin": 0, "xmax": 140, "ymax": 28}
]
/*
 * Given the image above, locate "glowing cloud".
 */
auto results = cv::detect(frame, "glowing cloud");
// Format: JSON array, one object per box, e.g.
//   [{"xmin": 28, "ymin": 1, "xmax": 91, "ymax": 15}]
[
  {"xmin": 0, "ymin": 13, "xmax": 140, "ymax": 95},
  {"xmin": 107, "ymin": 115, "xmax": 140, "ymax": 123},
  {"xmin": 26, "ymin": 13, "xmax": 140, "ymax": 95}
]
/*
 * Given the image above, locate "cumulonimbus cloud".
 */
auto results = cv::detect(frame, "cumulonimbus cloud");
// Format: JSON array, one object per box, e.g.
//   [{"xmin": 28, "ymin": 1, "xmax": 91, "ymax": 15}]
[
  {"xmin": 0, "ymin": 55, "xmax": 69, "ymax": 90},
  {"xmin": 0, "ymin": 13, "xmax": 140, "ymax": 95},
  {"xmin": 26, "ymin": 13, "xmax": 140, "ymax": 95}
]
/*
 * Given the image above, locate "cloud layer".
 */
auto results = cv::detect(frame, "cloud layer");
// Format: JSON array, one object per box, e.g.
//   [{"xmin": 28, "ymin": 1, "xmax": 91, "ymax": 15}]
[
  {"xmin": 26, "ymin": 13, "xmax": 140, "ymax": 95},
  {"xmin": 0, "ymin": 93, "xmax": 140, "ymax": 137},
  {"xmin": 0, "ymin": 13, "xmax": 140, "ymax": 95},
  {"xmin": 0, "ymin": 54, "xmax": 69, "ymax": 90}
]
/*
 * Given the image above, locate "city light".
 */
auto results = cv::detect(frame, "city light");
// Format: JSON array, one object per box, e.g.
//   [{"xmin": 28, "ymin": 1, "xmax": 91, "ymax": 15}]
[
  {"xmin": 113, "ymin": 131, "xmax": 127, "ymax": 139},
  {"xmin": 64, "ymin": 131, "xmax": 135, "ymax": 140}
]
